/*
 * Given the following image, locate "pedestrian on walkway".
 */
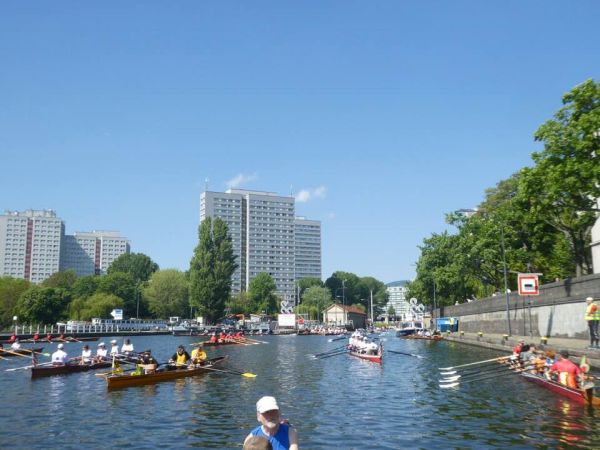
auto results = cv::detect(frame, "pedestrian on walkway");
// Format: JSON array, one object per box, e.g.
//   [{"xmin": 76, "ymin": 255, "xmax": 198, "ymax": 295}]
[{"xmin": 585, "ymin": 296, "xmax": 599, "ymax": 349}]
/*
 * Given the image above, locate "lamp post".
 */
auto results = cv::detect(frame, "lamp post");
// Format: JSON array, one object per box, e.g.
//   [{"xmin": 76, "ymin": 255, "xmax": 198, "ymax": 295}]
[
  {"xmin": 342, "ymin": 279, "xmax": 346, "ymax": 306},
  {"xmin": 500, "ymin": 225, "xmax": 512, "ymax": 336},
  {"xmin": 13, "ymin": 315, "xmax": 18, "ymax": 336}
]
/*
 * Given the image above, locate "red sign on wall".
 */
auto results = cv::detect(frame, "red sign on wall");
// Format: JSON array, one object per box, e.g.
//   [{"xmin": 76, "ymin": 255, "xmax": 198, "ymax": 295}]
[{"xmin": 518, "ymin": 274, "xmax": 539, "ymax": 296}]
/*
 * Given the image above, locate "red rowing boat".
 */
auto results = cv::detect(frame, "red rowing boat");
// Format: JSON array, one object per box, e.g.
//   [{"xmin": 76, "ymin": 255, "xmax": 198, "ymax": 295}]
[
  {"xmin": 520, "ymin": 372, "xmax": 600, "ymax": 407},
  {"xmin": 348, "ymin": 344, "xmax": 383, "ymax": 364}
]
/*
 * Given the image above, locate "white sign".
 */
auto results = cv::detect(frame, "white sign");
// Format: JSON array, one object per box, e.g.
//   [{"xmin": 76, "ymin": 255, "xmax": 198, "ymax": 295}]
[
  {"xmin": 278, "ymin": 313, "xmax": 296, "ymax": 327},
  {"xmin": 518, "ymin": 274, "xmax": 539, "ymax": 296},
  {"xmin": 111, "ymin": 309, "xmax": 123, "ymax": 320}
]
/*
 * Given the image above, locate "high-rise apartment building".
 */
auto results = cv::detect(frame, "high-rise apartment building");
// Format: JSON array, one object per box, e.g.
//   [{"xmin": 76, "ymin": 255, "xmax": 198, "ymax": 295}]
[
  {"xmin": 201, "ymin": 189, "xmax": 320, "ymax": 302},
  {"xmin": 294, "ymin": 217, "xmax": 321, "ymax": 281},
  {"xmin": 385, "ymin": 280, "xmax": 411, "ymax": 319},
  {"xmin": 0, "ymin": 210, "xmax": 64, "ymax": 283},
  {"xmin": 61, "ymin": 231, "xmax": 130, "ymax": 276},
  {"xmin": 0, "ymin": 210, "xmax": 130, "ymax": 283}
]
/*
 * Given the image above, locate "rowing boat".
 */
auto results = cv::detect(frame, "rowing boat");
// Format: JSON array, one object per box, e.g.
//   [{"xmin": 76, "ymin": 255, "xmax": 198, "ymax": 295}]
[
  {"xmin": 348, "ymin": 345, "xmax": 383, "ymax": 364},
  {"xmin": 0, "ymin": 347, "xmax": 44, "ymax": 357},
  {"xmin": 403, "ymin": 335, "xmax": 444, "ymax": 341},
  {"xmin": 202, "ymin": 340, "xmax": 247, "ymax": 347},
  {"xmin": 519, "ymin": 372, "xmax": 600, "ymax": 407},
  {"xmin": 1, "ymin": 336, "xmax": 99, "ymax": 343},
  {"xmin": 32, "ymin": 360, "xmax": 112, "ymax": 378},
  {"xmin": 105, "ymin": 356, "xmax": 228, "ymax": 389}
]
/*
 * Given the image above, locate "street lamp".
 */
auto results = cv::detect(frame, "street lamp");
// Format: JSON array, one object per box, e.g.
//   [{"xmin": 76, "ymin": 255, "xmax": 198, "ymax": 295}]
[
  {"xmin": 13, "ymin": 315, "xmax": 18, "ymax": 336},
  {"xmin": 500, "ymin": 225, "xmax": 512, "ymax": 336}
]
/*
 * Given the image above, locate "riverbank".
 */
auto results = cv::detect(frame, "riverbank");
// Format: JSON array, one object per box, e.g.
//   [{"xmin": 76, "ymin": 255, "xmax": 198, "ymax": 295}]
[
  {"xmin": 445, "ymin": 331, "xmax": 600, "ymax": 369},
  {"xmin": 0, "ymin": 330, "xmax": 171, "ymax": 343}
]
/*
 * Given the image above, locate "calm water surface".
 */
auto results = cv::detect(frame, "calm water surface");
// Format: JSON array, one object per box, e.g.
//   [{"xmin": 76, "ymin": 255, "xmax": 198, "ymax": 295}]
[{"xmin": 1, "ymin": 334, "xmax": 600, "ymax": 449}]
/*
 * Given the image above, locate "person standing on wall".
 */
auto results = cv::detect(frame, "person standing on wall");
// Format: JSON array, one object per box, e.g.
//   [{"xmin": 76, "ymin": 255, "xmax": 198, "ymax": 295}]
[{"xmin": 585, "ymin": 296, "xmax": 599, "ymax": 349}]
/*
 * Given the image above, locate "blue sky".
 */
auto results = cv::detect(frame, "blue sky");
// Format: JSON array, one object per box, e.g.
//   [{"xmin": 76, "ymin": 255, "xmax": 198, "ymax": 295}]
[{"xmin": 1, "ymin": 1, "xmax": 599, "ymax": 283}]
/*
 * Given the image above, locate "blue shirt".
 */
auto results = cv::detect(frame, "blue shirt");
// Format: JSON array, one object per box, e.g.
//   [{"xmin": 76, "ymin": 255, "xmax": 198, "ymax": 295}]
[{"xmin": 251, "ymin": 423, "xmax": 290, "ymax": 450}]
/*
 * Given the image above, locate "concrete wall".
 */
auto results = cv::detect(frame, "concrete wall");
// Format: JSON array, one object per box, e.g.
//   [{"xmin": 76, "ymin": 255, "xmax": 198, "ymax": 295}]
[{"xmin": 437, "ymin": 274, "xmax": 600, "ymax": 339}]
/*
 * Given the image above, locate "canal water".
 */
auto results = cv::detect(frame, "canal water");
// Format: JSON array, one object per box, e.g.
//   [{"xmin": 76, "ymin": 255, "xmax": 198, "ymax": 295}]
[{"xmin": 1, "ymin": 334, "xmax": 600, "ymax": 449}]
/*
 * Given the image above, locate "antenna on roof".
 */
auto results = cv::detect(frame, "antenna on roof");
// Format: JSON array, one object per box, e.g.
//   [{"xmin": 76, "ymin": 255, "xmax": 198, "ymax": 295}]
[
  {"xmin": 290, "ymin": 184, "xmax": 294, "ymax": 197},
  {"xmin": 205, "ymin": 178, "xmax": 209, "ymax": 191}
]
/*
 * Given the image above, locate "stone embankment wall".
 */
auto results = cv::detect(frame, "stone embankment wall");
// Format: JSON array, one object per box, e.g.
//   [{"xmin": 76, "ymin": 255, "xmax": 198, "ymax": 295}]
[{"xmin": 437, "ymin": 274, "xmax": 600, "ymax": 339}]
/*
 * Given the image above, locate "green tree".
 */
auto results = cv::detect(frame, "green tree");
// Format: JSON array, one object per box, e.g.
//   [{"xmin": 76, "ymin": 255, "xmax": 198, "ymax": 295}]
[
  {"xmin": 225, "ymin": 291, "xmax": 252, "ymax": 316},
  {"xmin": 41, "ymin": 270, "xmax": 78, "ymax": 290},
  {"xmin": 0, "ymin": 277, "xmax": 31, "ymax": 329},
  {"xmin": 325, "ymin": 271, "xmax": 361, "ymax": 305},
  {"xmin": 520, "ymin": 79, "xmax": 600, "ymax": 277},
  {"xmin": 97, "ymin": 272, "xmax": 137, "ymax": 317},
  {"xmin": 248, "ymin": 273, "xmax": 279, "ymax": 315},
  {"xmin": 386, "ymin": 305, "xmax": 396, "ymax": 318},
  {"xmin": 297, "ymin": 285, "xmax": 332, "ymax": 321},
  {"xmin": 16, "ymin": 287, "xmax": 71, "ymax": 324},
  {"xmin": 108, "ymin": 252, "xmax": 159, "ymax": 283},
  {"xmin": 189, "ymin": 217, "xmax": 237, "ymax": 324},
  {"xmin": 143, "ymin": 269, "xmax": 189, "ymax": 319},
  {"xmin": 72, "ymin": 275, "xmax": 100, "ymax": 300},
  {"xmin": 78, "ymin": 293, "xmax": 124, "ymax": 321}
]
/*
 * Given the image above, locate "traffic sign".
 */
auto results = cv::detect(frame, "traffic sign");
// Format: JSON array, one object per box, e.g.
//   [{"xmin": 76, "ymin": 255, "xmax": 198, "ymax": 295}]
[{"xmin": 518, "ymin": 274, "xmax": 539, "ymax": 296}]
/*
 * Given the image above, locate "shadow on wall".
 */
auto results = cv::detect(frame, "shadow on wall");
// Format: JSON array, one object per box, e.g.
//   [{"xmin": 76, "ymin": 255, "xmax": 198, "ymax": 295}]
[
  {"xmin": 545, "ymin": 305, "xmax": 554, "ymax": 338},
  {"xmin": 564, "ymin": 277, "xmax": 572, "ymax": 297}
]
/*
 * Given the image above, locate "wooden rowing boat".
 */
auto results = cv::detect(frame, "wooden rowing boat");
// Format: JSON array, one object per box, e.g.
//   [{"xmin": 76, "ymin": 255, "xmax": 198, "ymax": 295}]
[
  {"xmin": 0, "ymin": 347, "xmax": 44, "ymax": 357},
  {"xmin": 32, "ymin": 360, "xmax": 112, "ymax": 378},
  {"xmin": 520, "ymin": 372, "xmax": 600, "ymax": 407},
  {"xmin": 202, "ymin": 340, "xmax": 247, "ymax": 347},
  {"xmin": 348, "ymin": 346, "xmax": 383, "ymax": 364},
  {"xmin": 105, "ymin": 356, "xmax": 228, "ymax": 389},
  {"xmin": 403, "ymin": 335, "xmax": 444, "ymax": 341},
  {"xmin": 1, "ymin": 336, "xmax": 99, "ymax": 343}
]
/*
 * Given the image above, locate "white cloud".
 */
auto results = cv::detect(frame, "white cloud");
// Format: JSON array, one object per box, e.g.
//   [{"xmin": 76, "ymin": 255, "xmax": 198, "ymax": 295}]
[
  {"xmin": 295, "ymin": 185, "xmax": 326, "ymax": 203},
  {"xmin": 226, "ymin": 173, "xmax": 258, "ymax": 189}
]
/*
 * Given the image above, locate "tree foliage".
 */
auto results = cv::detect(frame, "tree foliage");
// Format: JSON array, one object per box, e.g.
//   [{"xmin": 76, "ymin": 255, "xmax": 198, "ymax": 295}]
[
  {"xmin": 16, "ymin": 287, "xmax": 71, "ymax": 324},
  {"xmin": 97, "ymin": 272, "xmax": 138, "ymax": 317},
  {"xmin": 143, "ymin": 269, "xmax": 189, "ymax": 319},
  {"xmin": 75, "ymin": 293, "xmax": 124, "ymax": 321},
  {"xmin": 296, "ymin": 286, "xmax": 332, "ymax": 320},
  {"xmin": 41, "ymin": 270, "xmax": 78, "ymax": 290},
  {"xmin": 0, "ymin": 277, "xmax": 31, "ymax": 329},
  {"xmin": 324, "ymin": 271, "xmax": 388, "ymax": 314},
  {"xmin": 108, "ymin": 252, "xmax": 159, "ymax": 284},
  {"xmin": 248, "ymin": 273, "xmax": 279, "ymax": 315},
  {"xmin": 189, "ymin": 217, "xmax": 237, "ymax": 324}
]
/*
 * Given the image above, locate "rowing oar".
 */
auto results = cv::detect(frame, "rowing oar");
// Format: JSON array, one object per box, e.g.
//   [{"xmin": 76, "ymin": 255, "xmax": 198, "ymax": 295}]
[
  {"xmin": 440, "ymin": 367, "xmax": 525, "ymax": 389},
  {"xmin": 328, "ymin": 335, "xmax": 347, "ymax": 342},
  {"xmin": 242, "ymin": 337, "xmax": 268, "ymax": 344},
  {"xmin": 0, "ymin": 348, "xmax": 50, "ymax": 358},
  {"xmin": 439, "ymin": 364, "xmax": 513, "ymax": 383},
  {"xmin": 317, "ymin": 350, "xmax": 349, "ymax": 359},
  {"xmin": 440, "ymin": 361, "xmax": 515, "ymax": 377},
  {"xmin": 387, "ymin": 350, "xmax": 424, "ymax": 359},
  {"xmin": 312, "ymin": 345, "xmax": 347, "ymax": 358},
  {"xmin": 438, "ymin": 355, "xmax": 513, "ymax": 371},
  {"xmin": 202, "ymin": 366, "xmax": 257, "ymax": 378},
  {"xmin": 5, "ymin": 361, "xmax": 54, "ymax": 372}
]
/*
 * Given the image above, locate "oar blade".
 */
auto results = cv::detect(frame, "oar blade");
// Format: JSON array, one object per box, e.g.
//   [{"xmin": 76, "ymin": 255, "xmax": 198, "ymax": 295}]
[
  {"xmin": 439, "ymin": 382, "xmax": 459, "ymax": 389},
  {"xmin": 242, "ymin": 372, "xmax": 257, "ymax": 378}
]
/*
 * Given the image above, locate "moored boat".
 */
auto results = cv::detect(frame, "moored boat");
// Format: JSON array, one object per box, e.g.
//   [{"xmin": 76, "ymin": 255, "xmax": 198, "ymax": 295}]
[
  {"xmin": 520, "ymin": 372, "xmax": 600, "ymax": 407},
  {"xmin": 0, "ymin": 347, "xmax": 44, "ymax": 357},
  {"xmin": 32, "ymin": 360, "xmax": 112, "ymax": 378},
  {"xmin": 395, "ymin": 320, "xmax": 424, "ymax": 337},
  {"xmin": 404, "ymin": 334, "xmax": 444, "ymax": 341},
  {"xmin": 105, "ymin": 356, "xmax": 228, "ymax": 389}
]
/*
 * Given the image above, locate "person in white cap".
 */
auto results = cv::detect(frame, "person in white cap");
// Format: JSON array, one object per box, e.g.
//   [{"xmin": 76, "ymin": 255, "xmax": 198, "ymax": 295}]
[
  {"xmin": 110, "ymin": 340, "xmax": 120, "ymax": 356},
  {"xmin": 244, "ymin": 396, "xmax": 298, "ymax": 450},
  {"xmin": 96, "ymin": 342, "xmax": 108, "ymax": 361},
  {"xmin": 51, "ymin": 343, "xmax": 68, "ymax": 366}
]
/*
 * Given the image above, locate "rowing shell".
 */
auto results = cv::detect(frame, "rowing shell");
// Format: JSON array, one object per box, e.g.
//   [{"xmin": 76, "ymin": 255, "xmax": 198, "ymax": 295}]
[
  {"xmin": 0, "ymin": 347, "xmax": 44, "ymax": 357},
  {"xmin": 519, "ymin": 372, "xmax": 600, "ymax": 407},
  {"xmin": 105, "ymin": 356, "xmax": 228, "ymax": 389},
  {"xmin": 32, "ymin": 360, "xmax": 112, "ymax": 379},
  {"xmin": 348, "ymin": 349, "xmax": 383, "ymax": 364}
]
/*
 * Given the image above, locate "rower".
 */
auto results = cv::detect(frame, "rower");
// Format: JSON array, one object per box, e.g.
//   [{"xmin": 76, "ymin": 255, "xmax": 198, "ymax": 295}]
[
  {"xmin": 209, "ymin": 332, "xmax": 218, "ymax": 344},
  {"xmin": 191, "ymin": 343, "xmax": 207, "ymax": 366},
  {"xmin": 81, "ymin": 345, "xmax": 92, "ymax": 364},
  {"xmin": 8, "ymin": 334, "xmax": 17, "ymax": 344},
  {"xmin": 46, "ymin": 333, "xmax": 53, "ymax": 342},
  {"xmin": 137, "ymin": 350, "xmax": 158, "ymax": 374},
  {"xmin": 109, "ymin": 340, "xmax": 119, "ymax": 357},
  {"xmin": 51, "ymin": 343, "xmax": 68, "ymax": 366},
  {"xmin": 11, "ymin": 338, "xmax": 21, "ymax": 351},
  {"xmin": 96, "ymin": 342, "xmax": 108, "ymax": 361},
  {"xmin": 170, "ymin": 345, "xmax": 191, "ymax": 368},
  {"xmin": 548, "ymin": 350, "xmax": 582, "ymax": 388},
  {"xmin": 121, "ymin": 339, "xmax": 134, "ymax": 355},
  {"xmin": 32, "ymin": 332, "xmax": 40, "ymax": 342}
]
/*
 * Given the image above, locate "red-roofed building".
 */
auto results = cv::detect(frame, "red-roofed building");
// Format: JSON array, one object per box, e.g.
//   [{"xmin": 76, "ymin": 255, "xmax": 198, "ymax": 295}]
[{"xmin": 323, "ymin": 303, "xmax": 367, "ymax": 330}]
